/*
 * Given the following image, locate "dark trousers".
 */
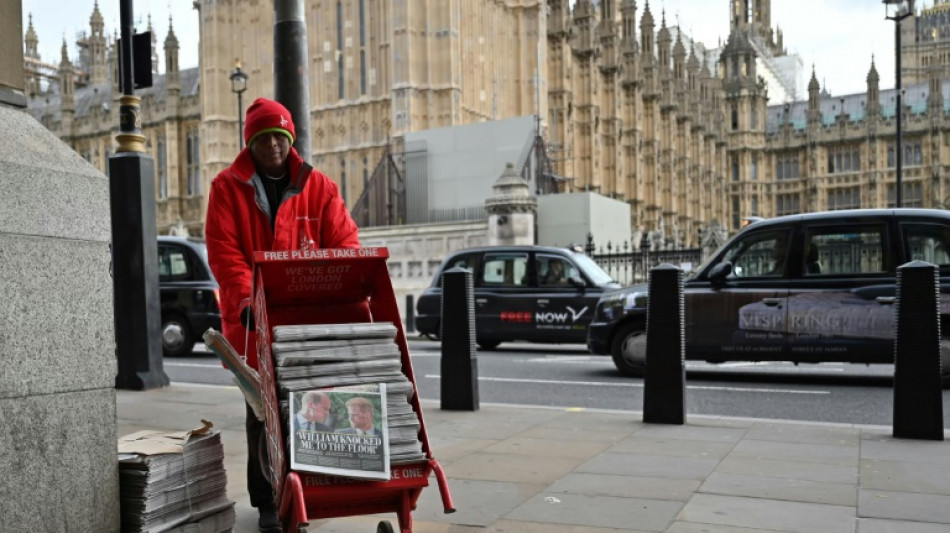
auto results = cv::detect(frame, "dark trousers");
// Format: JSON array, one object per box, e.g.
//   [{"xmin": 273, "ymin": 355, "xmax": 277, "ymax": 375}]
[{"xmin": 246, "ymin": 402, "xmax": 276, "ymax": 510}]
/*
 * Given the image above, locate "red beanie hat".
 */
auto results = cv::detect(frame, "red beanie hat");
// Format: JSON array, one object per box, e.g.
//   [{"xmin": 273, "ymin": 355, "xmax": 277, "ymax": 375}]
[{"xmin": 244, "ymin": 97, "xmax": 296, "ymax": 146}]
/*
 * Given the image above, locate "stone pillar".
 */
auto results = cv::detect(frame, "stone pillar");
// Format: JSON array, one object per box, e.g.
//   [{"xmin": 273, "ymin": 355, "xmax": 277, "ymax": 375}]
[
  {"xmin": 484, "ymin": 162, "xmax": 537, "ymax": 246},
  {"xmin": 0, "ymin": 106, "xmax": 119, "ymax": 530}
]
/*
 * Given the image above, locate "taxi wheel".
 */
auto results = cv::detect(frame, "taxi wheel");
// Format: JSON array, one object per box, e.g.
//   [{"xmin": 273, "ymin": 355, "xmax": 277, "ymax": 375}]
[
  {"xmin": 610, "ymin": 321, "xmax": 646, "ymax": 377},
  {"xmin": 477, "ymin": 340, "xmax": 501, "ymax": 350},
  {"xmin": 161, "ymin": 313, "xmax": 194, "ymax": 357},
  {"xmin": 377, "ymin": 521, "xmax": 395, "ymax": 533}
]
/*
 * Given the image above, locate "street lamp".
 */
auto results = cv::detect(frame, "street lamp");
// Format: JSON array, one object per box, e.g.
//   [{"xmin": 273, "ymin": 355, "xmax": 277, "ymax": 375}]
[
  {"xmin": 229, "ymin": 60, "xmax": 249, "ymax": 149},
  {"xmin": 885, "ymin": 0, "xmax": 914, "ymax": 207}
]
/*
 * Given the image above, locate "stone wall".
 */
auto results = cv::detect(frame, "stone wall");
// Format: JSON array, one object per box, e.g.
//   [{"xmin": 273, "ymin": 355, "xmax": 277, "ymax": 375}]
[
  {"xmin": 0, "ymin": 106, "xmax": 118, "ymax": 531},
  {"xmin": 360, "ymin": 220, "xmax": 488, "ymax": 330}
]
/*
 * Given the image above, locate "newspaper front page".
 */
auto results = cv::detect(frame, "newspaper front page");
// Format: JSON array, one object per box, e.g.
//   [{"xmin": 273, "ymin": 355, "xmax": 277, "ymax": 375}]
[{"xmin": 289, "ymin": 383, "xmax": 390, "ymax": 480}]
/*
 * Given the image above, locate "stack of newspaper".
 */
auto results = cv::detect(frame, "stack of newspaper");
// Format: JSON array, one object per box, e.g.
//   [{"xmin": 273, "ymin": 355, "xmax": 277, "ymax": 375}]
[
  {"xmin": 117, "ymin": 427, "xmax": 235, "ymax": 533},
  {"xmin": 273, "ymin": 322, "xmax": 426, "ymax": 464}
]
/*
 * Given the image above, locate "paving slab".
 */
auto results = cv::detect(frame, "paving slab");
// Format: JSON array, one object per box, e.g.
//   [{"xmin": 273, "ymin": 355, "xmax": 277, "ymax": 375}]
[
  {"xmin": 608, "ymin": 436, "xmax": 736, "ymax": 459},
  {"xmin": 633, "ymin": 424, "xmax": 749, "ymax": 443},
  {"xmin": 857, "ymin": 517, "xmax": 950, "ymax": 533},
  {"xmin": 860, "ymin": 459, "xmax": 950, "ymax": 495},
  {"xmin": 667, "ymin": 522, "xmax": 792, "ymax": 533},
  {"xmin": 744, "ymin": 421, "xmax": 861, "ymax": 446},
  {"xmin": 677, "ymin": 493, "xmax": 856, "ymax": 532},
  {"xmin": 482, "ymin": 435, "xmax": 613, "ymax": 458},
  {"xmin": 549, "ymin": 472, "xmax": 700, "ymax": 501},
  {"xmin": 443, "ymin": 451, "xmax": 584, "ymax": 484},
  {"xmin": 508, "ymin": 492, "xmax": 683, "ymax": 531},
  {"xmin": 858, "ymin": 489, "xmax": 950, "ymax": 524},
  {"xmin": 716, "ymin": 456, "xmax": 859, "ymax": 484},
  {"xmin": 578, "ymin": 452, "xmax": 720, "ymax": 480},
  {"xmin": 729, "ymin": 439, "xmax": 859, "ymax": 466},
  {"xmin": 412, "ymin": 478, "xmax": 544, "ymax": 526},
  {"xmin": 700, "ymin": 471, "xmax": 857, "ymax": 506},
  {"xmin": 860, "ymin": 438, "xmax": 950, "ymax": 465}
]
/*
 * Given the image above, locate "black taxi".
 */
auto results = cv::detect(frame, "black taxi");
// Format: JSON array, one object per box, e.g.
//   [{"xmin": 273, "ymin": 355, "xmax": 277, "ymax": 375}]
[
  {"xmin": 415, "ymin": 245, "xmax": 620, "ymax": 349},
  {"xmin": 588, "ymin": 208, "xmax": 950, "ymax": 377},
  {"xmin": 158, "ymin": 236, "xmax": 221, "ymax": 356}
]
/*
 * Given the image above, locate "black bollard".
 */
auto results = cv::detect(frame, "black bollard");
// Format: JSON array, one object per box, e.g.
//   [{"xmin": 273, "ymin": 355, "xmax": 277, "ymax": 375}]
[
  {"xmin": 440, "ymin": 267, "xmax": 479, "ymax": 410},
  {"xmin": 643, "ymin": 263, "xmax": 686, "ymax": 424},
  {"xmin": 893, "ymin": 260, "xmax": 944, "ymax": 440},
  {"xmin": 405, "ymin": 293, "xmax": 416, "ymax": 334}
]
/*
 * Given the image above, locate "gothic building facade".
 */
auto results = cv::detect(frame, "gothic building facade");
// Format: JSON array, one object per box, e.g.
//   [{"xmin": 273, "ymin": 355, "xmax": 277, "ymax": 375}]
[{"xmin": 22, "ymin": 0, "xmax": 950, "ymax": 247}]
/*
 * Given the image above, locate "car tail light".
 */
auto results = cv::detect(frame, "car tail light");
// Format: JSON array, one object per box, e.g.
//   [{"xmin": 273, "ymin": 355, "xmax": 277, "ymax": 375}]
[{"xmin": 213, "ymin": 289, "xmax": 221, "ymax": 309}]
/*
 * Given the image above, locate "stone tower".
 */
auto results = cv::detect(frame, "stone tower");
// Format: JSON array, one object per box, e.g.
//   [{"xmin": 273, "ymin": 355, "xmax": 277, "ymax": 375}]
[
  {"xmin": 722, "ymin": 10, "xmax": 768, "ymax": 222},
  {"xmin": 485, "ymin": 162, "xmax": 537, "ymax": 246}
]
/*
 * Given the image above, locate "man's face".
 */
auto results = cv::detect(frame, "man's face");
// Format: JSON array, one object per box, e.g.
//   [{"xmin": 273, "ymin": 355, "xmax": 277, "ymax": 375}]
[
  {"xmin": 250, "ymin": 132, "xmax": 291, "ymax": 176},
  {"xmin": 347, "ymin": 406, "xmax": 373, "ymax": 431},
  {"xmin": 309, "ymin": 396, "xmax": 330, "ymax": 423}
]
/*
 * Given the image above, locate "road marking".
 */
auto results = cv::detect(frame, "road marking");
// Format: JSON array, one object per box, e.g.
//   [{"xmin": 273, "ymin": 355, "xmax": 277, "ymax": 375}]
[
  {"xmin": 518, "ymin": 356, "xmax": 608, "ymax": 363},
  {"xmin": 422, "ymin": 374, "xmax": 829, "ymax": 395},
  {"xmin": 165, "ymin": 361, "xmax": 223, "ymax": 368}
]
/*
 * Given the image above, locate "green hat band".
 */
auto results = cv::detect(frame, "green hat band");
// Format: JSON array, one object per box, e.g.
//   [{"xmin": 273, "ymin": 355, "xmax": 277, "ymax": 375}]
[{"xmin": 249, "ymin": 127, "xmax": 294, "ymax": 147}]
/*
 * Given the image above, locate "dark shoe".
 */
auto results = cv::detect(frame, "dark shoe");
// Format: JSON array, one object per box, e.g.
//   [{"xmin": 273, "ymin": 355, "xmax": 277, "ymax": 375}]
[{"xmin": 258, "ymin": 507, "xmax": 281, "ymax": 533}]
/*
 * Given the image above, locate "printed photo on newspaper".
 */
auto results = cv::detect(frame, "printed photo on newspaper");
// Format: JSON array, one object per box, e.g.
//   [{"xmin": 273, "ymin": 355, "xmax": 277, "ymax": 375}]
[{"xmin": 289, "ymin": 383, "xmax": 390, "ymax": 480}]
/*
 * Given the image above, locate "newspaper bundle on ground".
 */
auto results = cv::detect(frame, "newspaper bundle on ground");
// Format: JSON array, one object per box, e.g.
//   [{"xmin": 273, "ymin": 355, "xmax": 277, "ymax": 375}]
[
  {"xmin": 117, "ymin": 421, "xmax": 235, "ymax": 533},
  {"xmin": 203, "ymin": 328, "xmax": 264, "ymax": 420},
  {"xmin": 289, "ymin": 383, "xmax": 391, "ymax": 480}
]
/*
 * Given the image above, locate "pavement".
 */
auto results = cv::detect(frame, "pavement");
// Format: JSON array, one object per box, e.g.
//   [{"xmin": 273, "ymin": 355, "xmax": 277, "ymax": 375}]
[{"xmin": 117, "ymin": 383, "xmax": 950, "ymax": 533}]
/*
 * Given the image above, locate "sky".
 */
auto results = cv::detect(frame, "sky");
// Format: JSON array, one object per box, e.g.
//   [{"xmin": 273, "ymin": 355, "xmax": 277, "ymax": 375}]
[{"xmin": 20, "ymin": 0, "xmax": 910, "ymax": 99}]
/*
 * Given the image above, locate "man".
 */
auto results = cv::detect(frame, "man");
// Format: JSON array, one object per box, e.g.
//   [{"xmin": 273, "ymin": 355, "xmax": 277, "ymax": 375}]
[
  {"xmin": 336, "ymin": 396, "xmax": 380, "ymax": 436},
  {"xmin": 294, "ymin": 391, "xmax": 332, "ymax": 432},
  {"xmin": 205, "ymin": 97, "xmax": 359, "ymax": 533},
  {"xmin": 541, "ymin": 259, "xmax": 568, "ymax": 286}
]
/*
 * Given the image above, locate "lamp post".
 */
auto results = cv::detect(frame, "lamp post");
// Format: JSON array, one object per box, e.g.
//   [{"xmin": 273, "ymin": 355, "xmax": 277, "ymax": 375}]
[
  {"xmin": 229, "ymin": 61, "xmax": 248, "ymax": 148},
  {"xmin": 885, "ymin": 0, "xmax": 914, "ymax": 208}
]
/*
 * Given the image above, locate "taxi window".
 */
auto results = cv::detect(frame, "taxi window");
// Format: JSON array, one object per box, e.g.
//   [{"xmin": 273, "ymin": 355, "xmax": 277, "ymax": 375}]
[
  {"xmin": 437, "ymin": 252, "xmax": 479, "ymax": 287},
  {"xmin": 481, "ymin": 253, "xmax": 529, "ymax": 288},
  {"xmin": 538, "ymin": 254, "xmax": 578, "ymax": 287},
  {"xmin": 805, "ymin": 225, "xmax": 886, "ymax": 275},
  {"xmin": 721, "ymin": 230, "xmax": 791, "ymax": 278},
  {"xmin": 158, "ymin": 245, "xmax": 194, "ymax": 281},
  {"xmin": 902, "ymin": 223, "xmax": 950, "ymax": 269}
]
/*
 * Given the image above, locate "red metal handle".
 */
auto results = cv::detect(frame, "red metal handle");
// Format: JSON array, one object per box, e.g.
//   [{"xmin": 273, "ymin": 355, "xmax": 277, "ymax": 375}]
[
  {"xmin": 429, "ymin": 459, "xmax": 456, "ymax": 513},
  {"xmin": 280, "ymin": 472, "xmax": 309, "ymax": 530}
]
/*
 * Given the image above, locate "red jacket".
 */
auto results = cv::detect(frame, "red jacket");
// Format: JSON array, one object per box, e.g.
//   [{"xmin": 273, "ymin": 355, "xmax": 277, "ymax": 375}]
[{"xmin": 205, "ymin": 146, "xmax": 360, "ymax": 369}]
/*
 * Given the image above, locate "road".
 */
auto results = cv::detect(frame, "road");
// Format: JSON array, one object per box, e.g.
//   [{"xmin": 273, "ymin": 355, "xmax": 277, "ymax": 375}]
[{"xmin": 167, "ymin": 338, "xmax": 949, "ymax": 427}]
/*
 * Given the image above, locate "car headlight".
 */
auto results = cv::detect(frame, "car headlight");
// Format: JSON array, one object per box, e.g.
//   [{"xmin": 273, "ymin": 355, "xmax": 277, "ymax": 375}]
[{"xmin": 596, "ymin": 291, "xmax": 648, "ymax": 321}]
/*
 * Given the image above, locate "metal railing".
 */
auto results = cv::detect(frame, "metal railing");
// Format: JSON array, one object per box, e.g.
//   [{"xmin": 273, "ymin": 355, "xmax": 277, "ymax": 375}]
[{"xmin": 586, "ymin": 237, "xmax": 703, "ymax": 286}]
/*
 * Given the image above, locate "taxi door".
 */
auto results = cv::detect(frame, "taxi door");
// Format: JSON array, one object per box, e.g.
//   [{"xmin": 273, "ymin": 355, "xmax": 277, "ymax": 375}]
[
  {"xmin": 475, "ymin": 251, "xmax": 532, "ymax": 344},
  {"xmin": 686, "ymin": 228, "xmax": 791, "ymax": 362},
  {"xmin": 532, "ymin": 253, "xmax": 595, "ymax": 343}
]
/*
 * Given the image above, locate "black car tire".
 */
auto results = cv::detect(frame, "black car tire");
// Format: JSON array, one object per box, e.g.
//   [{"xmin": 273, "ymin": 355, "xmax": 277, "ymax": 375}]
[
  {"xmin": 477, "ymin": 339, "xmax": 501, "ymax": 350},
  {"xmin": 610, "ymin": 320, "xmax": 646, "ymax": 377},
  {"xmin": 161, "ymin": 313, "xmax": 194, "ymax": 357}
]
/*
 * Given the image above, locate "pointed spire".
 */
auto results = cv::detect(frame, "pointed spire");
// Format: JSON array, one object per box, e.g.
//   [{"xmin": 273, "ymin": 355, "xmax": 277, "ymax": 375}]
[
  {"xmin": 867, "ymin": 54, "xmax": 880, "ymax": 84},
  {"xmin": 641, "ymin": 0, "xmax": 654, "ymax": 29},
  {"xmin": 90, "ymin": 0, "xmax": 104, "ymax": 34},
  {"xmin": 60, "ymin": 37, "xmax": 70, "ymax": 65},
  {"xmin": 24, "ymin": 13, "xmax": 39, "ymax": 58},
  {"xmin": 808, "ymin": 64, "xmax": 820, "ymax": 92},
  {"xmin": 166, "ymin": 14, "xmax": 178, "ymax": 44},
  {"xmin": 657, "ymin": 8, "xmax": 671, "ymax": 42}
]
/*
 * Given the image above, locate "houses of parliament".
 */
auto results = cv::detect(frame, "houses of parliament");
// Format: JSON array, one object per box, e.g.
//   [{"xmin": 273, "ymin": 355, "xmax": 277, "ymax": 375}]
[{"xmin": 22, "ymin": 0, "xmax": 950, "ymax": 247}]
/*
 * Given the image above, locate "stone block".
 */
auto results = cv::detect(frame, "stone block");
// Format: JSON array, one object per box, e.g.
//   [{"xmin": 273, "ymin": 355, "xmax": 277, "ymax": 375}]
[
  {"xmin": 0, "ymin": 106, "xmax": 109, "ymax": 241},
  {"xmin": 0, "ymin": 389, "xmax": 119, "ymax": 532},
  {"xmin": 0, "ymin": 233, "xmax": 115, "ymax": 398}
]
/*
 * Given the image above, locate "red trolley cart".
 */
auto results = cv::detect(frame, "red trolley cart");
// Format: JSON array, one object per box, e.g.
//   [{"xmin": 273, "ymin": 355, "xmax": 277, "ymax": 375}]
[{"xmin": 250, "ymin": 247, "xmax": 455, "ymax": 532}]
